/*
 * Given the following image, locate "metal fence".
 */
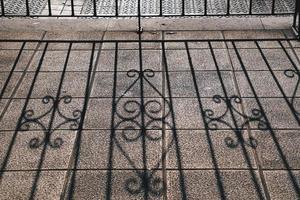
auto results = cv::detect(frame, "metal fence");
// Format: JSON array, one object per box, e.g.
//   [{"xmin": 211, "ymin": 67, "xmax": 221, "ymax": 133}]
[
  {"xmin": 0, "ymin": 0, "xmax": 299, "ymax": 36},
  {"xmin": 0, "ymin": 0, "xmax": 296, "ymax": 17}
]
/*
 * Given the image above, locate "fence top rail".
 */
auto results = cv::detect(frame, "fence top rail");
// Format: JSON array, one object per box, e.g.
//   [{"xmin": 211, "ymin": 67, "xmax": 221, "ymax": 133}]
[
  {"xmin": 0, "ymin": 13, "xmax": 295, "ymax": 17},
  {"xmin": 0, "ymin": 38, "xmax": 298, "ymax": 43}
]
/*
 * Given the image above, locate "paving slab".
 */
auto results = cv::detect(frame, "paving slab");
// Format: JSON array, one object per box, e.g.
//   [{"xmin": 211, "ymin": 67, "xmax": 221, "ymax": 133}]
[
  {"xmin": 29, "ymin": 49, "xmax": 97, "ymax": 71},
  {"xmin": 0, "ymin": 99, "xmax": 51, "ymax": 131},
  {"xmin": 76, "ymin": 130, "xmax": 162, "ymax": 169},
  {"xmin": 235, "ymin": 70, "xmax": 300, "ymax": 98},
  {"xmin": 83, "ymin": 98, "xmax": 113, "ymax": 129},
  {"xmin": 43, "ymin": 31, "xmax": 104, "ymax": 50},
  {"xmin": 253, "ymin": 130, "xmax": 300, "ymax": 169},
  {"xmin": 0, "ymin": 130, "xmax": 76, "ymax": 170},
  {"xmin": 164, "ymin": 31, "xmax": 224, "ymax": 49},
  {"xmin": 0, "ymin": 170, "xmax": 67, "ymax": 200},
  {"xmin": 0, "ymin": 72, "xmax": 22, "ymax": 98},
  {"xmin": 242, "ymin": 98, "xmax": 300, "ymax": 130},
  {"xmin": 261, "ymin": 16, "xmax": 294, "ymax": 30},
  {"xmin": 142, "ymin": 17, "xmax": 264, "ymax": 31},
  {"xmin": 0, "ymin": 32, "xmax": 44, "ymax": 50},
  {"xmin": 223, "ymin": 30, "xmax": 286, "ymax": 40},
  {"xmin": 166, "ymin": 130, "xmax": 256, "ymax": 169},
  {"xmin": 0, "ymin": 50, "xmax": 35, "ymax": 71},
  {"xmin": 224, "ymin": 30, "xmax": 288, "ymax": 49},
  {"xmin": 167, "ymin": 170, "xmax": 266, "ymax": 200},
  {"xmin": 165, "ymin": 97, "xmax": 246, "ymax": 130},
  {"xmin": 14, "ymin": 72, "xmax": 62, "ymax": 98},
  {"xmin": 166, "ymin": 71, "xmax": 236, "ymax": 97},
  {"xmin": 164, "ymin": 49, "xmax": 231, "ymax": 71},
  {"xmin": 0, "ymin": 31, "xmax": 44, "ymax": 40},
  {"xmin": 228, "ymin": 47, "xmax": 299, "ymax": 71},
  {"xmin": 14, "ymin": 71, "xmax": 93, "ymax": 98},
  {"xmin": 103, "ymin": 31, "xmax": 162, "ymax": 49},
  {"xmin": 91, "ymin": 71, "xmax": 163, "ymax": 97},
  {"xmin": 95, "ymin": 49, "xmax": 163, "ymax": 72},
  {"xmin": 64, "ymin": 170, "xmax": 164, "ymax": 199},
  {"xmin": 264, "ymin": 170, "xmax": 300, "ymax": 200}
]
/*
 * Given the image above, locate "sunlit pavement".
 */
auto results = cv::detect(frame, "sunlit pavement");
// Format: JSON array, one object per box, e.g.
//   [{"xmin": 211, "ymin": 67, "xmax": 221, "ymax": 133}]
[{"xmin": 0, "ymin": 27, "xmax": 299, "ymax": 199}]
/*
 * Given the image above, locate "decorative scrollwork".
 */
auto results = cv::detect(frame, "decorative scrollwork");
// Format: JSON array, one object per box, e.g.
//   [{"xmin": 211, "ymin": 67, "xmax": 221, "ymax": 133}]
[
  {"xmin": 127, "ymin": 69, "xmax": 155, "ymax": 79},
  {"xmin": 112, "ymin": 68, "xmax": 169, "ymax": 198},
  {"xmin": 204, "ymin": 95, "xmax": 267, "ymax": 149},
  {"xmin": 204, "ymin": 95, "xmax": 267, "ymax": 131},
  {"xmin": 224, "ymin": 135, "xmax": 258, "ymax": 149},
  {"xmin": 18, "ymin": 95, "xmax": 82, "ymax": 149},
  {"xmin": 125, "ymin": 171, "xmax": 164, "ymax": 197},
  {"xmin": 284, "ymin": 69, "xmax": 300, "ymax": 115}
]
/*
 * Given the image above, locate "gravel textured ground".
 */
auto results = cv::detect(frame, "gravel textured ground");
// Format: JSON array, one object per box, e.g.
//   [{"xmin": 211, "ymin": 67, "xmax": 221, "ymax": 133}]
[{"xmin": 0, "ymin": 28, "xmax": 299, "ymax": 199}]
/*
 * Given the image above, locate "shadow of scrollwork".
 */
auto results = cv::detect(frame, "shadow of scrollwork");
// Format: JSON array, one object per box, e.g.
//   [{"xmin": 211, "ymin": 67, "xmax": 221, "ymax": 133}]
[
  {"xmin": 108, "ymin": 68, "xmax": 172, "ymax": 198},
  {"xmin": 17, "ymin": 95, "xmax": 82, "ymax": 149},
  {"xmin": 204, "ymin": 95, "xmax": 267, "ymax": 149},
  {"xmin": 125, "ymin": 171, "xmax": 164, "ymax": 197},
  {"xmin": 284, "ymin": 69, "xmax": 300, "ymax": 115}
]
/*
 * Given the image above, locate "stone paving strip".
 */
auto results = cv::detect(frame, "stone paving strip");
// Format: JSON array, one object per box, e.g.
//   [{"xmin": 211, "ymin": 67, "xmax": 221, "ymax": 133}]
[{"xmin": 0, "ymin": 30, "xmax": 299, "ymax": 199}]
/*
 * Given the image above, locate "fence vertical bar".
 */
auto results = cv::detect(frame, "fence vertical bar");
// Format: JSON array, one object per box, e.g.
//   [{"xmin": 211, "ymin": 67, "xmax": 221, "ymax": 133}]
[
  {"xmin": 226, "ymin": 0, "xmax": 230, "ymax": 15},
  {"xmin": 159, "ymin": 0, "xmax": 162, "ymax": 16},
  {"xmin": 93, "ymin": 0, "xmax": 97, "ymax": 16},
  {"xmin": 70, "ymin": 0, "xmax": 75, "ymax": 16},
  {"xmin": 115, "ymin": 0, "xmax": 118, "ymax": 16},
  {"xmin": 137, "ymin": 0, "xmax": 142, "ymax": 32},
  {"xmin": 204, "ymin": 0, "xmax": 207, "ymax": 15},
  {"xmin": 25, "ymin": 0, "xmax": 30, "ymax": 16},
  {"xmin": 1, "ymin": 0, "xmax": 5, "ymax": 16},
  {"xmin": 47, "ymin": 0, "xmax": 52, "ymax": 16},
  {"xmin": 182, "ymin": 0, "xmax": 185, "ymax": 16},
  {"xmin": 249, "ymin": 0, "xmax": 252, "ymax": 14},
  {"xmin": 271, "ymin": 0, "xmax": 275, "ymax": 14},
  {"xmin": 293, "ymin": 0, "xmax": 300, "ymax": 38}
]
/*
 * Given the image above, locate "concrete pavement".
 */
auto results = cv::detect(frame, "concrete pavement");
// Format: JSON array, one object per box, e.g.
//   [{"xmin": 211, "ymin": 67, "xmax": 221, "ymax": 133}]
[{"xmin": 0, "ymin": 19, "xmax": 299, "ymax": 199}]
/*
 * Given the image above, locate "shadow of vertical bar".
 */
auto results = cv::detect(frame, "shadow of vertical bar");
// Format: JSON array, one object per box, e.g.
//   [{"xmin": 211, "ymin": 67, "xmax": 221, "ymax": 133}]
[
  {"xmin": 28, "ymin": 42, "xmax": 73, "ymax": 199},
  {"xmin": 105, "ymin": 42, "xmax": 118, "ymax": 200},
  {"xmin": 0, "ymin": 42, "xmax": 49, "ymax": 179},
  {"xmin": 66, "ymin": 42, "xmax": 96, "ymax": 199},
  {"xmin": 0, "ymin": 42, "xmax": 26, "ymax": 100},
  {"xmin": 185, "ymin": 41, "xmax": 226, "ymax": 200},
  {"xmin": 232, "ymin": 41, "xmax": 300, "ymax": 199},
  {"xmin": 208, "ymin": 41, "xmax": 264, "ymax": 199},
  {"xmin": 162, "ymin": 41, "xmax": 187, "ymax": 200}
]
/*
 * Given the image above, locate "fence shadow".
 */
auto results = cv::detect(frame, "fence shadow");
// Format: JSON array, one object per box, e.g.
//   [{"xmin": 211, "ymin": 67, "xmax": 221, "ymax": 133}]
[{"xmin": 0, "ymin": 39, "xmax": 299, "ymax": 199}]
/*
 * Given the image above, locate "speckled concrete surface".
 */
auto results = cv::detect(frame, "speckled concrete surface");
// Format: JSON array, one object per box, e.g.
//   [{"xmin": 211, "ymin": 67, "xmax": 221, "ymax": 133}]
[{"xmin": 0, "ymin": 29, "xmax": 299, "ymax": 199}]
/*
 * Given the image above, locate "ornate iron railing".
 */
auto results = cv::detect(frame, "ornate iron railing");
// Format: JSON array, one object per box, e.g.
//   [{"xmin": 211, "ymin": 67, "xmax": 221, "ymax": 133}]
[
  {"xmin": 0, "ymin": 0, "xmax": 299, "ymax": 36},
  {"xmin": 0, "ymin": 0, "xmax": 296, "ymax": 17}
]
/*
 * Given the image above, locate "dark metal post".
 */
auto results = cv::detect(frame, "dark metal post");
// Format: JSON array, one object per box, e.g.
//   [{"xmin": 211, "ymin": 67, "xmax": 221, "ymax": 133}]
[
  {"xmin": 115, "ymin": 0, "xmax": 118, "ymax": 16},
  {"xmin": 93, "ymin": 0, "xmax": 97, "ymax": 16},
  {"xmin": 25, "ymin": 0, "xmax": 30, "ymax": 16},
  {"xmin": 47, "ymin": 0, "xmax": 52, "ymax": 16},
  {"xmin": 137, "ymin": 0, "xmax": 143, "ymax": 33},
  {"xmin": 293, "ymin": 0, "xmax": 300, "ymax": 39},
  {"xmin": 0, "ymin": 0, "xmax": 5, "ymax": 16},
  {"xmin": 182, "ymin": 0, "xmax": 185, "ymax": 16},
  {"xmin": 271, "ymin": 0, "xmax": 275, "ymax": 15},
  {"xmin": 70, "ymin": 0, "xmax": 75, "ymax": 16}
]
